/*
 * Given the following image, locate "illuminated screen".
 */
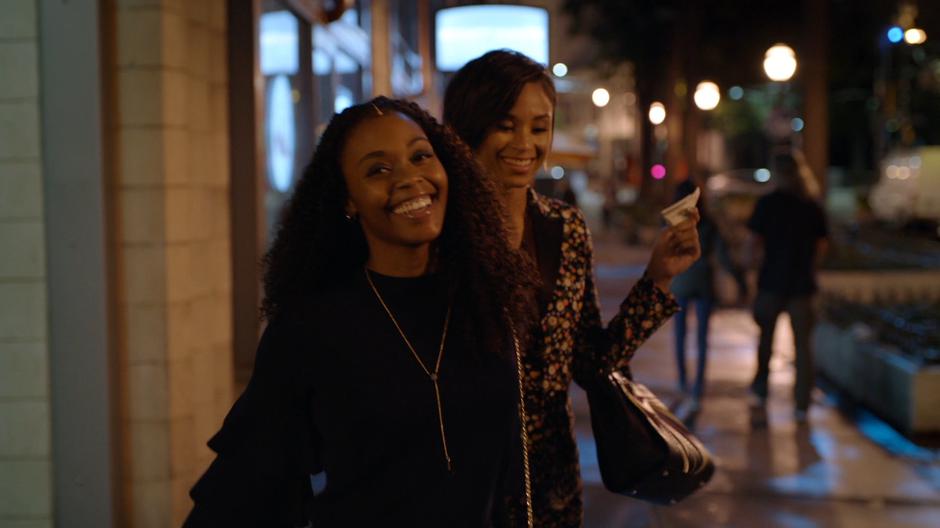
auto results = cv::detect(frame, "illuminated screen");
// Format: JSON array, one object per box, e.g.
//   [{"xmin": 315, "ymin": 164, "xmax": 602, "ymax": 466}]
[
  {"xmin": 260, "ymin": 11, "xmax": 298, "ymax": 75},
  {"xmin": 435, "ymin": 5, "xmax": 549, "ymax": 71}
]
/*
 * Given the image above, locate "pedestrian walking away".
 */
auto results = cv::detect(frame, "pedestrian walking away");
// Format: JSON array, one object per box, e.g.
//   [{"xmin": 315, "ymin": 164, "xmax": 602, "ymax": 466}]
[
  {"xmin": 670, "ymin": 178, "xmax": 740, "ymax": 414},
  {"xmin": 747, "ymin": 151, "xmax": 829, "ymax": 421}
]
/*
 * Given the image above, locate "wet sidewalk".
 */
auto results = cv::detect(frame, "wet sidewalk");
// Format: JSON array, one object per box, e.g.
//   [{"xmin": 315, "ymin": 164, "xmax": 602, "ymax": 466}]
[{"xmin": 574, "ymin": 234, "xmax": 940, "ymax": 527}]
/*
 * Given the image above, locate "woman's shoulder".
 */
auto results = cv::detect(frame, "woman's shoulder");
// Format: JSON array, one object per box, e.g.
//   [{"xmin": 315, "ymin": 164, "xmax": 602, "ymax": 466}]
[{"xmin": 264, "ymin": 280, "xmax": 360, "ymax": 343}]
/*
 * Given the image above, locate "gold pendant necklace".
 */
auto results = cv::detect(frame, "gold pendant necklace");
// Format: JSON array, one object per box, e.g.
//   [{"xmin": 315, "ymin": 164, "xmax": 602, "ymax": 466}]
[{"xmin": 364, "ymin": 268, "xmax": 454, "ymax": 473}]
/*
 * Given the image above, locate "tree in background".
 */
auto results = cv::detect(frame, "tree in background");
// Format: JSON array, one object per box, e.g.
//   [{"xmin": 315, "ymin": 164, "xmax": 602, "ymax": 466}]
[{"xmin": 561, "ymin": 0, "xmax": 940, "ymax": 196}]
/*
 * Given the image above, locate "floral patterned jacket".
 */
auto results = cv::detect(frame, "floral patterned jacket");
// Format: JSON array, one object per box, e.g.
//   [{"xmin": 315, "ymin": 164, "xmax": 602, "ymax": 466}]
[{"xmin": 513, "ymin": 190, "xmax": 678, "ymax": 527}]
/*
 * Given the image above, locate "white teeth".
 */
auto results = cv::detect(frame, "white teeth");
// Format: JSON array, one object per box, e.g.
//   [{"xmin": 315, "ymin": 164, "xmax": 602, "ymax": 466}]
[
  {"xmin": 392, "ymin": 195, "xmax": 432, "ymax": 215},
  {"xmin": 503, "ymin": 157, "xmax": 534, "ymax": 167}
]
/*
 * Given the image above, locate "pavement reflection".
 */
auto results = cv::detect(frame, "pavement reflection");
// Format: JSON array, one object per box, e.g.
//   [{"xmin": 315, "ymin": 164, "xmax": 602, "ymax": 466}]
[{"xmin": 576, "ymin": 236, "xmax": 940, "ymax": 527}]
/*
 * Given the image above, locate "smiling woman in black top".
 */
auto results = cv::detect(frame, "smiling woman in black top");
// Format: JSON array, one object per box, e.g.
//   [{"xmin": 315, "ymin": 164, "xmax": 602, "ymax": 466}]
[{"xmin": 183, "ymin": 98, "xmax": 537, "ymax": 527}]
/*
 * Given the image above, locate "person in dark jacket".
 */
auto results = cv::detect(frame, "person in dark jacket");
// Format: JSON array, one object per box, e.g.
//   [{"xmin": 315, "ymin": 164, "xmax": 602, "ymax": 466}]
[
  {"xmin": 747, "ymin": 151, "xmax": 829, "ymax": 422},
  {"xmin": 183, "ymin": 97, "xmax": 539, "ymax": 527}
]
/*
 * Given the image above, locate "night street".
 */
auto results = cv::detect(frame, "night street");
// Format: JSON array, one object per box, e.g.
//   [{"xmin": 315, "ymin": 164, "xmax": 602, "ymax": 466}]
[
  {"xmin": 5, "ymin": 1, "xmax": 939, "ymax": 526},
  {"xmin": 575, "ymin": 234, "xmax": 940, "ymax": 527}
]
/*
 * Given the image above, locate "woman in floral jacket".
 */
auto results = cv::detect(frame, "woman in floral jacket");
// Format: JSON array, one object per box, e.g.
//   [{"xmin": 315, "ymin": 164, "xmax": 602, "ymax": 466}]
[{"xmin": 444, "ymin": 50, "xmax": 701, "ymax": 527}]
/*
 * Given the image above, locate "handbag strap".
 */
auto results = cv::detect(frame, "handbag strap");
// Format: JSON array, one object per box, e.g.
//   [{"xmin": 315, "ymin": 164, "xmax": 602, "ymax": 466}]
[{"xmin": 512, "ymin": 330, "xmax": 534, "ymax": 528}]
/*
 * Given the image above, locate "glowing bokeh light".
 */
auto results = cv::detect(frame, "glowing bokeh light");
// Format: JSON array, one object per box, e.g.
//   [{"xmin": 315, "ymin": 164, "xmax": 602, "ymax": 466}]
[
  {"xmin": 729, "ymin": 86, "xmax": 744, "ymax": 100},
  {"xmin": 693, "ymin": 81, "xmax": 720, "ymax": 110},
  {"xmin": 552, "ymin": 62, "xmax": 568, "ymax": 77},
  {"xmin": 592, "ymin": 88, "xmax": 610, "ymax": 107},
  {"xmin": 651, "ymin": 164, "xmax": 667, "ymax": 180},
  {"xmin": 648, "ymin": 102, "xmax": 666, "ymax": 125},
  {"xmin": 887, "ymin": 26, "xmax": 904, "ymax": 43},
  {"xmin": 904, "ymin": 28, "xmax": 927, "ymax": 45},
  {"xmin": 763, "ymin": 44, "xmax": 797, "ymax": 81}
]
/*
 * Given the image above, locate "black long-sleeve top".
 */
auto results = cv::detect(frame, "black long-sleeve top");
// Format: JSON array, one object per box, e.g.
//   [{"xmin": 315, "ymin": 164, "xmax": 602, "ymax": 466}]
[{"xmin": 183, "ymin": 271, "xmax": 520, "ymax": 527}]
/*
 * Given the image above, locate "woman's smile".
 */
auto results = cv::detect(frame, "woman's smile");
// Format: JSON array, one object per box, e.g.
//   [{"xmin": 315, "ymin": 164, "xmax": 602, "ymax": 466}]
[
  {"xmin": 390, "ymin": 193, "xmax": 436, "ymax": 218},
  {"xmin": 500, "ymin": 156, "xmax": 537, "ymax": 173}
]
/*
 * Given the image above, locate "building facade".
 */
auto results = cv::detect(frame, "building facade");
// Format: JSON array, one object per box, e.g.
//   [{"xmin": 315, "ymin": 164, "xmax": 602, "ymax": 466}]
[{"xmin": 0, "ymin": 0, "xmax": 432, "ymax": 526}]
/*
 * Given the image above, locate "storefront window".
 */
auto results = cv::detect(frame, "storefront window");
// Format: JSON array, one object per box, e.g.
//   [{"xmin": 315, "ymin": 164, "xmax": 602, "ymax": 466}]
[
  {"xmin": 313, "ymin": 5, "xmax": 372, "ymax": 134},
  {"xmin": 258, "ymin": 1, "xmax": 373, "ymax": 243},
  {"xmin": 260, "ymin": 2, "xmax": 306, "ymax": 241},
  {"xmin": 390, "ymin": 0, "xmax": 423, "ymax": 96}
]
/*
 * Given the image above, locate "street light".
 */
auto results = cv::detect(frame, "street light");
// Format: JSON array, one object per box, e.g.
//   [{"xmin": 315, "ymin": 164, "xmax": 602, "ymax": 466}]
[
  {"xmin": 763, "ymin": 44, "xmax": 797, "ymax": 81},
  {"xmin": 693, "ymin": 81, "xmax": 720, "ymax": 110},
  {"xmin": 887, "ymin": 26, "xmax": 904, "ymax": 43},
  {"xmin": 648, "ymin": 102, "xmax": 666, "ymax": 125},
  {"xmin": 904, "ymin": 28, "xmax": 927, "ymax": 45},
  {"xmin": 592, "ymin": 88, "xmax": 610, "ymax": 107}
]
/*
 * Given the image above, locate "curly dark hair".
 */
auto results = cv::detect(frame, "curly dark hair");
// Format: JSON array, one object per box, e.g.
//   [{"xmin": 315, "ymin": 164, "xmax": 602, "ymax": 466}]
[
  {"xmin": 261, "ymin": 96, "xmax": 538, "ymax": 356},
  {"xmin": 443, "ymin": 49, "xmax": 557, "ymax": 149}
]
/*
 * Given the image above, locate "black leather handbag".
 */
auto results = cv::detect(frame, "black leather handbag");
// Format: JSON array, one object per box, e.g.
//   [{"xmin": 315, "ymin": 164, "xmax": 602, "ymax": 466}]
[{"xmin": 585, "ymin": 368, "xmax": 715, "ymax": 505}]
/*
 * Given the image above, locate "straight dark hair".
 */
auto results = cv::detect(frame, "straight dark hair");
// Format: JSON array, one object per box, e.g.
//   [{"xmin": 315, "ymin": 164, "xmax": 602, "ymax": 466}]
[{"xmin": 443, "ymin": 49, "xmax": 557, "ymax": 149}]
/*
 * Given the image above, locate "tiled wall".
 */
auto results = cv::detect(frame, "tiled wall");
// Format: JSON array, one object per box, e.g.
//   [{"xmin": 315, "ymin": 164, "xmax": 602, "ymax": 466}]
[
  {"xmin": 110, "ymin": 0, "xmax": 233, "ymax": 526},
  {"xmin": 0, "ymin": 1, "xmax": 54, "ymax": 527}
]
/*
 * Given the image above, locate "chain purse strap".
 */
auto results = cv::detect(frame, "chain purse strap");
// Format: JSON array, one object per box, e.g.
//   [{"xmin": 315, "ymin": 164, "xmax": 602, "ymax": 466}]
[{"xmin": 511, "ymin": 330, "xmax": 534, "ymax": 528}]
